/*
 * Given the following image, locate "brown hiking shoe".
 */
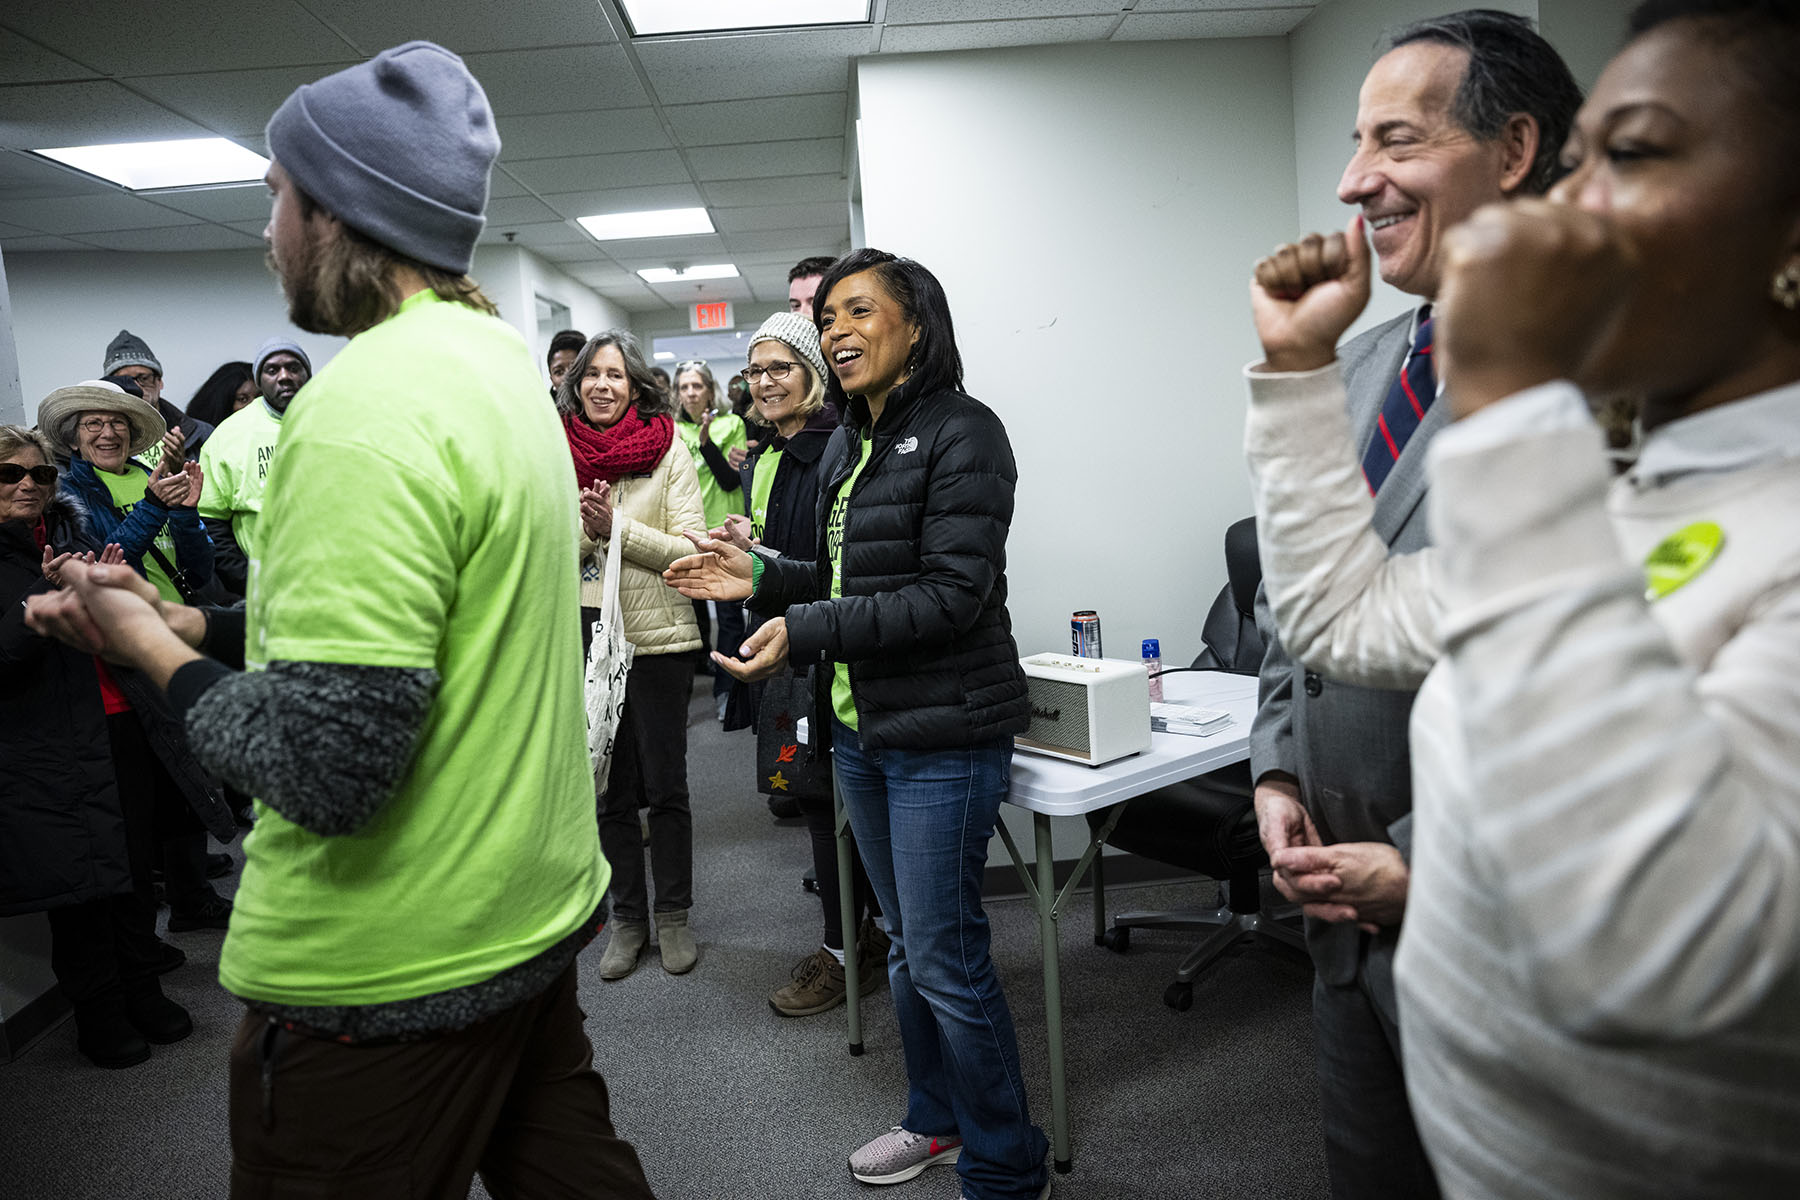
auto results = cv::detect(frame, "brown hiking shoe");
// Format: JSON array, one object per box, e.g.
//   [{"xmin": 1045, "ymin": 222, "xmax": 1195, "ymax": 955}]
[
  {"xmin": 769, "ymin": 947, "xmax": 847, "ymax": 1017},
  {"xmin": 857, "ymin": 918, "xmax": 891, "ymax": 993}
]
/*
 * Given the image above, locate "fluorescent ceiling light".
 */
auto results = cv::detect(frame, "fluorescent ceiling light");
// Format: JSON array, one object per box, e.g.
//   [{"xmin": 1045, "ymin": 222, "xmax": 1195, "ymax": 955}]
[
  {"xmin": 654, "ymin": 351, "xmax": 676, "ymax": 361},
  {"xmin": 620, "ymin": 0, "xmax": 870, "ymax": 36},
  {"xmin": 33, "ymin": 138, "xmax": 269, "ymax": 191},
  {"xmin": 577, "ymin": 207, "xmax": 714, "ymax": 240},
  {"xmin": 637, "ymin": 264, "xmax": 740, "ymax": 284}
]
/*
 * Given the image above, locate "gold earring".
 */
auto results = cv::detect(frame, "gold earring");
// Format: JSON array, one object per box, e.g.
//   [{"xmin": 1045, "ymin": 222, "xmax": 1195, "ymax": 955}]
[{"xmin": 1775, "ymin": 264, "xmax": 1800, "ymax": 311}]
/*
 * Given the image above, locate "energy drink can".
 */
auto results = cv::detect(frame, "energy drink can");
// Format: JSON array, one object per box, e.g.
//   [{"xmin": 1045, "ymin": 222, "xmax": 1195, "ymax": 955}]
[{"xmin": 1071, "ymin": 611, "xmax": 1102, "ymax": 658}]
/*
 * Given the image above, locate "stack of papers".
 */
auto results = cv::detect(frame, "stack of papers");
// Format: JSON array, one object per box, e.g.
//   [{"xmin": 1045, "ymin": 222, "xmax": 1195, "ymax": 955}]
[{"xmin": 1150, "ymin": 703, "xmax": 1233, "ymax": 737}]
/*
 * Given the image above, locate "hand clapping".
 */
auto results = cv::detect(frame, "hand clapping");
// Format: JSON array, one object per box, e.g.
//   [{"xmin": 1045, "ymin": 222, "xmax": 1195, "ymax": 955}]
[{"xmin": 580, "ymin": 482, "xmax": 613, "ymax": 541}]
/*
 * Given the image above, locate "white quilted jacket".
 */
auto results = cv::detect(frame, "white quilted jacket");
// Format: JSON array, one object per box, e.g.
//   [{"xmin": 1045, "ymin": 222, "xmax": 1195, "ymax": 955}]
[{"xmin": 579, "ymin": 439, "xmax": 705, "ymax": 656}]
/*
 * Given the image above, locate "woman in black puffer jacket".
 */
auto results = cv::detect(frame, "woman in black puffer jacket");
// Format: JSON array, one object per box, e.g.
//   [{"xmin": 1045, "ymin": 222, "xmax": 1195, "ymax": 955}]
[
  {"xmin": 668, "ymin": 250, "xmax": 1045, "ymax": 1200},
  {"xmin": 0, "ymin": 424, "xmax": 233, "ymax": 1069}
]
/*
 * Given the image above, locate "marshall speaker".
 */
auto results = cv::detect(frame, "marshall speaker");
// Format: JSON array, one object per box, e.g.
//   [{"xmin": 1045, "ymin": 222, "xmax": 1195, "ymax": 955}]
[{"xmin": 1014, "ymin": 654, "xmax": 1152, "ymax": 767}]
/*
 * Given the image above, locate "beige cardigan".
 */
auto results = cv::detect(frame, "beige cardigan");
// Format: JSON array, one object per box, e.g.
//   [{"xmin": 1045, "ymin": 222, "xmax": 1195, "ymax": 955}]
[{"xmin": 579, "ymin": 439, "xmax": 705, "ymax": 657}]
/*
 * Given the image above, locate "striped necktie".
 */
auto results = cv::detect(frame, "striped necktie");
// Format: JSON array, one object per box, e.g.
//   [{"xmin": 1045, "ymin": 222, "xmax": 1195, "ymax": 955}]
[{"xmin": 1361, "ymin": 312, "xmax": 1434, "ymax": 494}]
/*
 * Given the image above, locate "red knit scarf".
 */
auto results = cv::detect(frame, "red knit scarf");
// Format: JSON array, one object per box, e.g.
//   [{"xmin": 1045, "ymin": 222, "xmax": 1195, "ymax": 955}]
[{"xmin": 563, "ymin": 410, "xmax": 674, "ymax": 491}]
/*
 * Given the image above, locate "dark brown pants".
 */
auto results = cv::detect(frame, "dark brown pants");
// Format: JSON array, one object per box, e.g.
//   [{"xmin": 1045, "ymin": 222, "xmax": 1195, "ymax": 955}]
[{"xmin": 229, "ymin": 965, "xmax": 656, "ymax": 1199}]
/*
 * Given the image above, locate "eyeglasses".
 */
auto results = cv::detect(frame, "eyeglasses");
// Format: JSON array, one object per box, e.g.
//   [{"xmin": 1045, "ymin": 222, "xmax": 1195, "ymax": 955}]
[
  {"xmin": 77, "ymin": 416, "xmax": 130, "ymax": 435},
  {"xmin": 0, "ymin": 463, "xmax": 57, "ymax": 486},
  {"xmin": 742, "ymin": 361, "xmax": 799, "ymax": 384}
]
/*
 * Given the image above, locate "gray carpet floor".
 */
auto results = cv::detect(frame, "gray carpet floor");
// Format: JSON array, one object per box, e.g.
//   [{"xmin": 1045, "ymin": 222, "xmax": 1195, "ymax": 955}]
[{"xmin": 0, "ymin": 676, "xmax": 1326, "ymax": 1200}]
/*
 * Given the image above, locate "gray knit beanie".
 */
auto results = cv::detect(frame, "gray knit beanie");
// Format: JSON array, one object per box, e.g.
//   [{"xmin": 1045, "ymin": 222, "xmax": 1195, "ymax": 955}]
[
  {"xmin": 252, "ymin": 336, "xmax": 312, "ymax": 380},
  {"xmin": 265, "ymin": 41, "xmax": 499, "ymax": 274},
  {"xmin": 747, "ymin": 312, "xmax": 828, "ymax": 391},
  {"xmin": 102, "ymin": 329, "xmax": 161, "ymax": 377}
]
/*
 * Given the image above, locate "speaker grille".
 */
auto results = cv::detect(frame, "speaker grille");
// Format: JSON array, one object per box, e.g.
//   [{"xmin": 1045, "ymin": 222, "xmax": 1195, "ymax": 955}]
[{"xmin": 1023, "ymin": 676, "xmax": 1089, "ymax": 755}]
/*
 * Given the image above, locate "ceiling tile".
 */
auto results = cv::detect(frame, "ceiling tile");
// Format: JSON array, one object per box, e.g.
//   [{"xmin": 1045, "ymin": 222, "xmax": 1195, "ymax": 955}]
[
  {"xmin": 489, "ymin": 167, "xmax": 530, "ymax": 199},
  {"xmin": 686, "ymin": 138, "xmax": 842, "ymax": 182},
  {"xmin": 0, "ymin": 151, "xmax": 116, "ymax": 200},
  {"xmin": 0, "ymin": 27, "xmax": 102, "ymax": 83},
  {"xmin": 0, "ymin": 81, "xmax": 214, "ymax": 150},
  {"xmin": 1112, "ymin": 8, "xmax": 1311, "ymax": 39},
  {"xmin": 722, "ymin": 227, "xmax": 849, "ymax": 254},
  {"xmin": 142, "ymin": 185, "xmax": 273, "ymax": 223},
  {"xmin": 486, "ymin": 220, "xmax": 592, "ymax": 248},
  {"xmin": 662, "ymin": 92, "xmax": 846, "ymax": 148},
  {"xmin": 0, "ymin": 192, "xmax": 206, "ymax": 234},
  {"xmin": 462, "ymin": 45, "xmax": 649, "ymax": 116},
  {"xmin": 130, "ymin": 65, "xmax": 358, "ymax": 139},
  {"xmin": 498, "ymin": 108, "xmax": 671, "ymax": 160},
  {"xmin": 704, "ymin": 173, "xmax": 847, "ymax": 208},
  {"xmin": 73, "ymin": 224, "xmax": 264, "ymax": 252},
  {"xmin": 567, "ymin": 264, "xmax": 636, "ymax": 286},
  {"xmin": 0, "ymin": 234, "xmax": 97, "ymax": 252},
  {"xmin": 597, "ymin": 233, "xmax": 730, "ymax": 266},
  {"xmin": 713, "ymin": 202, "xmax": 847, "ymax": 235},
  {"xmin": 879, "ymin": 15, "xmax": 1118, "ymax": 53},
  {"xmin": 535, "ymin": 242, "xmax": 609, "ymax": 264},
  {"xmin": 1130, "ymin": 0, "xmax": 1313, "ymax": 10},
  {"xmin": 486, "ymin": 195, "xmax": 562, "ymax": 225},
  {"xmin": 4, "ymin": 0, "xmax": 357, "ymax": 72},
  {"xmin": 885, "ymin": 0, "xmax": 1116, "ymax": 21},
  {"xmin": 299, "ymin": 0, "xmax": 618, "ymax": 55},
  {"xmin": 633, "ymin": 27, "xmax": 870, "ymax": 105},
  {"xmin": 537, "ymin": 183, "xmax": 708, "ymax": 219},
  {"xmin": 503, "ymin": 150, "xmax": 690, "ymax": 194}
]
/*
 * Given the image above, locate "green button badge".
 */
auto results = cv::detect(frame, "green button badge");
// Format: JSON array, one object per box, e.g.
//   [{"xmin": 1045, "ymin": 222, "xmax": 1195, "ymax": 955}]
[{"xmin": 1643, "ymin": 521, "xmax": 1724, "ymax": 601}]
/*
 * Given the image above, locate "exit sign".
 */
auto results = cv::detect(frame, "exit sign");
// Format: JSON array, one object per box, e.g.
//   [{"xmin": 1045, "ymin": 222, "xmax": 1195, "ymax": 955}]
[{"xmin": 690, "ymin": 301, "xmax": 734, "ymax": 332}]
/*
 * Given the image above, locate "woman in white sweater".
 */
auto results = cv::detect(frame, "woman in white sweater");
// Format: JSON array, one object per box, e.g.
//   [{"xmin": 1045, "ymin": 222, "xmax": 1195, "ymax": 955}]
[
  {"xmin": 1242, "ymin": 3, "xmax": 1800, "ymax": 1196},
  {"xmin": 559, "ymin": 330, "xmax": 707, "ymax": 980}
]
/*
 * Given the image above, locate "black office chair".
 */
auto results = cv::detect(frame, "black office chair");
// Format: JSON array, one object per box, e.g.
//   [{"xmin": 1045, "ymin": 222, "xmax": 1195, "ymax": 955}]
[{"xmin": 1086, "ymin": 516, "xmax": 1303, "ymax": 1011}]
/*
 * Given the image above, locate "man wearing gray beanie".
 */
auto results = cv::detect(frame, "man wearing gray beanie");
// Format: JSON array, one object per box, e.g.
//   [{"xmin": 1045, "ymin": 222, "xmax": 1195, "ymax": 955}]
[
  {"xmin": 29, "ymin": 41, "xmax": 655, "ymax": 1199},
  {"xmin": 103, "ymin": 328, "xmax": 215, "ymax": 465}
]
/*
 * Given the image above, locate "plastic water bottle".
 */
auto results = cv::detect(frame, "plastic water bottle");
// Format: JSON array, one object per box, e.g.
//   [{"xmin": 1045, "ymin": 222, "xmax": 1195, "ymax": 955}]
[{"xmin": 1142, "ymin": 638, "xmax": 1163, "ymax": 702}]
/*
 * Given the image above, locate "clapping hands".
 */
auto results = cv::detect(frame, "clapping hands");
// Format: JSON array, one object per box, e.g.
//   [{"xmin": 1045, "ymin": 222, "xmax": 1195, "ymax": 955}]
[
  {"xmin": 41, "ymin": 542, "xmax": 125, "ymax": 587},
  {"xmin": 147, "ymin": 457, "xmax": 204, "ymax": 509}
]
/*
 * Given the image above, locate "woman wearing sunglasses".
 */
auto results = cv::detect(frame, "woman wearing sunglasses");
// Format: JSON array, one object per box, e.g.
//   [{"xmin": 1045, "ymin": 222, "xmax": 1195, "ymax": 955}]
[{"xmin": 1, "ymin": 416, "xmax": 231, "ymax": 1069}]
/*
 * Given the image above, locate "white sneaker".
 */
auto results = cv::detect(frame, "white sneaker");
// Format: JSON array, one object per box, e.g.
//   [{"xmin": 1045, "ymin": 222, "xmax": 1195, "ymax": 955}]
[{"xmin": 848, "ymin": 1125, "xmax": 962, "ymax": 1185}]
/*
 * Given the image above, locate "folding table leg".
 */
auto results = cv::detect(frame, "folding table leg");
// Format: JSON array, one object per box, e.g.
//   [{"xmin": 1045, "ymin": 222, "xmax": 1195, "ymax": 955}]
[
  {"xmin": 836, "ymin": 773, "xmax": 862, "ymax": 1056},
  {"xmin": 1036, "ymin": 814, "xmax": 1073, "ymax": 1174}
]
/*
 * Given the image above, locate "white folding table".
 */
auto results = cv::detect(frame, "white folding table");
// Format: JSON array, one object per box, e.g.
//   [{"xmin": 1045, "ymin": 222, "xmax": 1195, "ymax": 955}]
[{"xmin": 824, "ymin": 670, "xmax": 1260, "ymax": 1175}]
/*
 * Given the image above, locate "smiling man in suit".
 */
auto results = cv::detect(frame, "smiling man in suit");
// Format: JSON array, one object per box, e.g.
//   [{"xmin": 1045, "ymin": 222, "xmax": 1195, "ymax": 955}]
[{"xmin": 1244, "ymin": 11, "xmax": 1581, "ymax": 1199}]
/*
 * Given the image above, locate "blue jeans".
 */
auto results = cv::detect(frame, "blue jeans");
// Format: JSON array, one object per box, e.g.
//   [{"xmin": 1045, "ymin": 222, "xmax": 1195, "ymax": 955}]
[{"xmin": 832, "ymin": 719, "xmax": 1048, "ymax": 1200}]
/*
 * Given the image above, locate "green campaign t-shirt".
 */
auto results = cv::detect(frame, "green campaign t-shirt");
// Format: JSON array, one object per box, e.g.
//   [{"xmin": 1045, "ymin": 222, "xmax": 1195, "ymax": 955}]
[
  {"xmin": 198, "ymin": 397, "xmax": 284, "ymax": 559},
  {"xmin": 827, "ymin": 434, "xmax": 873, "ymax": 730},
  {"xmin": 225, "ymin": 290, "xmax": 605, "ymax": 1007},
  {"xmin": 749, "ymin": 446, "xmax": 783, "ymax": 542},
  {"xmin": 675, "ymin": 411, "xmax": 748, "ymax": 530},
  {"xmin": 96, "ymin": 464, "xmax": 182, "ymax": 603}
]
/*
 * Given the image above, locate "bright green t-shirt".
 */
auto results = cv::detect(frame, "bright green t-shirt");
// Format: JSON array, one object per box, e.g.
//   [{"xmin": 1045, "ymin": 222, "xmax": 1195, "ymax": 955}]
[
  {"xmin": 749, "ymin": 446, "xmax": 783, "ymax": 542},
  {"xmin": 198, "ymin": 397, "xmax": 284, "ymax": 559},
  {"xmin": 96, "ymin": 464, "xmax": 181, "ymax": 603},
  {"xmin": 827, "ymin": 434, "xmax": 873, "ymax": 729},
  {"xmin": 225, "ymin": 290, "xmax": 605, "ymax": 1007},
  {"xmin": 675, "ymin": 412, "xmax": 747, "ymax": 530}
]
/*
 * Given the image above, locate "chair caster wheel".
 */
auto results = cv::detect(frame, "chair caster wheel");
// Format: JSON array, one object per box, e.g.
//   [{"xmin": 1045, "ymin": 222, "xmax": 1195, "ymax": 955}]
[
  {"xmin": 1163, "ymin": 981, "xmax": 1193, "ymax": 1012},
  {"xmin": 1100, "ymin": 927, "xmax": 1130, "ymax": 953}
]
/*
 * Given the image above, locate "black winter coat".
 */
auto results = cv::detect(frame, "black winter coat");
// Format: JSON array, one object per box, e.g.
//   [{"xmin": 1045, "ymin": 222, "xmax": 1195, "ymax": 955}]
[
  {"xmin": 752, "ymin": 380, "xmax": 1029, "ymax": 751},
  {"xmin": 0, "ymin": 494, "xmax": 233, "ymax": 917},
  {"xmin": 724, "ymin": 409, "xmax": 836, "ymax": 734}
]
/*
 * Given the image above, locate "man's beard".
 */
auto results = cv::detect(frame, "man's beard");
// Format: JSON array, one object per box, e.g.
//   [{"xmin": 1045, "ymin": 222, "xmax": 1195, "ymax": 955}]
[{"xmin": 267, "ymin": 224, "xmax": 362, "ymax": 337}]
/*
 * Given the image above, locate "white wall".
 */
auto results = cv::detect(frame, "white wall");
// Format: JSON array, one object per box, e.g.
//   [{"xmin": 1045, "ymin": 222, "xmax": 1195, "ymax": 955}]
[
  {"xmin": 858, "ymin": 38, "xmax": 1299, "ymax": 671},
  {"xmin": 7, "ymin": 244, "xmax": 623, "ymax": 420},
  {"xmin": 0, "ymin": 249, "xmax": 24, "ymax": 426},
  {"xmin": 7, "ymin": 248, "xmax": 343, "ymax": 424},
  {"xmin": 476, "ymin": 245, "xmax": 631, "ymax": 384}
]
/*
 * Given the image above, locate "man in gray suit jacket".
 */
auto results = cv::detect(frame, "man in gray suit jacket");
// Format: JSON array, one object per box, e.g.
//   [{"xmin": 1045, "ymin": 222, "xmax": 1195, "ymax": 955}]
[{"xmin": 1245, "ymin": 12, "xmax": 1580, "ymax": 1199}]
